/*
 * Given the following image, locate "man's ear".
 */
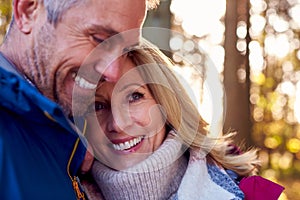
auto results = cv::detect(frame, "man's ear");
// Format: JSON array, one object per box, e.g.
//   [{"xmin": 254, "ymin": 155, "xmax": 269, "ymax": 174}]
[{"xmin": 13, "ymin": 0, "xmax": 40, "ymax": 34}]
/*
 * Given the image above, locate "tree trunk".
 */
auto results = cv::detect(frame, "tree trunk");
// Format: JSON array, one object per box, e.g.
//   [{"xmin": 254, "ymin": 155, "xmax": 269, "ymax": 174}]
[{"xmin": 223, "ymin": 0, "xmax": 253, "ymax": 147}]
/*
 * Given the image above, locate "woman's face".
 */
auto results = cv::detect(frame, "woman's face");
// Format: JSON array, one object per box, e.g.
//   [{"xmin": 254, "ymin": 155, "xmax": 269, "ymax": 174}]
[{"xmin": 86, "ymin": 58, "xmax": 167, "ymax": 170}]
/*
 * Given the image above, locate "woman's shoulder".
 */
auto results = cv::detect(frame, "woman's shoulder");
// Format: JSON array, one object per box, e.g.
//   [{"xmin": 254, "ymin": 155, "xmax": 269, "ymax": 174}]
[
  {"xmin": 206, "ymin": 156, "xmax": 245, "ymax": 200},
  {"xmin": 206, "ymin": 152, "xmax": 284, "ymax": 200}
]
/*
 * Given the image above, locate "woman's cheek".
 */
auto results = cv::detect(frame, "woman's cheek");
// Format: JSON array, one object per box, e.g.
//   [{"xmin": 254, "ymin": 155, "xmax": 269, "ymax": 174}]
[{"xmin": 130, "ymin": 106, "xmax": 153, "ymax": 126}]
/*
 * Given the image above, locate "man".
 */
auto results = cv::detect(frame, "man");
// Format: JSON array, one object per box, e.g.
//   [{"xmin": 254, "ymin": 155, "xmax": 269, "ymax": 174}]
[{"xmin": 0, "ymin": 0, "xmax": 159, "ymax": 199}]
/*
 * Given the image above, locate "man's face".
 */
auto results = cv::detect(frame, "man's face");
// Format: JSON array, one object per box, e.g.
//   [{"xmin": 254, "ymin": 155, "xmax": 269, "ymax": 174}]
[{"xmin": 28, "ymin": 0, "xmax": 146, "ymax": 115}]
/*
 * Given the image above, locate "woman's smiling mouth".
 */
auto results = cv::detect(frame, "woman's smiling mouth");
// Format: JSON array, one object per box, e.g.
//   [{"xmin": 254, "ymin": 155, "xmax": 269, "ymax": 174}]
[{"xmin": 111, "ymin": 136, "xmax": 144, "ymax": 151}]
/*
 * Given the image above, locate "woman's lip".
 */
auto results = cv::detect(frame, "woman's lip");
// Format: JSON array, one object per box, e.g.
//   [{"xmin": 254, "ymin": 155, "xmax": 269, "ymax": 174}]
[{"xmin": 109, "ymin": 136, "xmax": 144, "ymax": 154}]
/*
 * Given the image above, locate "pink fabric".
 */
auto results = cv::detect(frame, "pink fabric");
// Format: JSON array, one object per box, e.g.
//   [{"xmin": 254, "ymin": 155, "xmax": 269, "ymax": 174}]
[{"xmin": 239, "ymin": 176, "xmax": 284, "ymax": 200}]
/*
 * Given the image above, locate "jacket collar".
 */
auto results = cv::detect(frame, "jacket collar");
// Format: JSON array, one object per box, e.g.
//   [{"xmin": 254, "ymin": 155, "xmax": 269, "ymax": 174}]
[
  {"xmin": 0, "ymin": 52, "xmax": 22, "ymax": 78},
  {"xmin": 0, "ymin": 52, "xmax": 75, "ymax": 133}
]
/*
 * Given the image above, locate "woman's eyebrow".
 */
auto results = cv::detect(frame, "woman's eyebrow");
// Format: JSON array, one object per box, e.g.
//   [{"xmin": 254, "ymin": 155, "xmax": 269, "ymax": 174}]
[
  {"xmin": 94, "ymin": 94, "xmax": 106, "ymax": 100},
  {"xmin": 118, "ymin": 82, "xmax": 146, "ymax": 92}
]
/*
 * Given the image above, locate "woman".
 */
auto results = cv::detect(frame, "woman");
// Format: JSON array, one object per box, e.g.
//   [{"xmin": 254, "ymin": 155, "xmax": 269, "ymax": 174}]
[{"xmin": 82, "ymin": 40, "xmax": 283, "ymax": 200}]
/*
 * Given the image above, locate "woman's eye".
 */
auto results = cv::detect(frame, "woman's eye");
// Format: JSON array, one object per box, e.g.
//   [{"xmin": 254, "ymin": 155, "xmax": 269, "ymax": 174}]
[
  {"xmin": 94, "ymin": 101, "xmax": 107, "ymax": 111},
  {"xmin": 128, "ymin": 92, "xmax": 145, "ymax": 103}
]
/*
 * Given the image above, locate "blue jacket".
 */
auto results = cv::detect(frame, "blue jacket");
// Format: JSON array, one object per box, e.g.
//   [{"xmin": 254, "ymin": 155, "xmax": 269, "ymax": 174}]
[{"xmin": 0, "ymin": 53, "xmax": 87, "ymax": 200}]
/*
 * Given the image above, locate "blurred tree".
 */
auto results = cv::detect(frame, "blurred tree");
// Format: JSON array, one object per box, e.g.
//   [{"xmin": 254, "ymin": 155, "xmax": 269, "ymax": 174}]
[
  {"xmin": 223, "ymin": 0, "xmax": 253, "ymax": 147},
  {"xmin": 0, "ymin": 0, "xmax": 12, "ymax": 43},
  {"xmin": 249, "ymin": 0, "xmax": 300, "ymax": 180}
]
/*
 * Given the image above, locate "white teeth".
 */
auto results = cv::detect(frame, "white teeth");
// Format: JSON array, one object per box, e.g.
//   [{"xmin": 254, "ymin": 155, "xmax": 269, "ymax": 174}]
[
  {"xmin": 124, "ymin": 141, "xmax": 130, "ymax": 149},
  {"xmin": 129, "ymin": 140, "xmax": 134, "ymax": 147},
  {"xmin": 112, "ymin": 136, "xmax": 143, "ymax": 151},
  {"xmin": 72, "ymin": 72, "xmax": 77, "ymax": 79},
  {"xmin": 75, "ymin": 75, "xmax": 97, "ymax": 90}
]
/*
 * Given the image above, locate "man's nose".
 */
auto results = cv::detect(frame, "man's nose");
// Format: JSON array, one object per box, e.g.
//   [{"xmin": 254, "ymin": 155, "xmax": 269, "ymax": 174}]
[
  {"xmin": 94, "ymin": 46, "xmax": 127, "ymax": 83},
  {"xmin": 102, "ymin": 56, "xmax": 126, "ymax": 82}
]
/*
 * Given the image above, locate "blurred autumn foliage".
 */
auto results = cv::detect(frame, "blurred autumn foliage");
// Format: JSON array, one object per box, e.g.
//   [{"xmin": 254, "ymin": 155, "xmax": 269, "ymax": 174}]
[
  {"xmin": 0, "ymin": 0, "xmax": 11, "ymax": 43},
  {"xmin": 248, "ymin": 0, "xmax": 300, "ymax": 179}
]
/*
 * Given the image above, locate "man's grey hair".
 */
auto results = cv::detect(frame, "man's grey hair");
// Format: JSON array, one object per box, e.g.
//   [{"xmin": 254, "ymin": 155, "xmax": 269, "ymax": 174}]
[
  {"xmin": 10, "ymin": 0, "xmax": 160, "ymax": 26},
  {"xmin": 42, "ymin": 0, "xmax": 84, "ymax": 24},
  {"xmin": 43, "ymin": 0, "xmax": 160, "ymax": 25}
]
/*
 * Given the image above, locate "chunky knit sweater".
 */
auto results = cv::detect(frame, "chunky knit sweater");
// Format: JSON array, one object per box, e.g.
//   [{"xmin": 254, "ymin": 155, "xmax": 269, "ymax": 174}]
[{"xmin": 82, "ymin": 134, "xmax": 244, "ymax": 200}]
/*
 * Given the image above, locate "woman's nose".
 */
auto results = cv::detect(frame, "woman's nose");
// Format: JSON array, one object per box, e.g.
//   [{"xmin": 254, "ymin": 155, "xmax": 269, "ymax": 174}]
[{"xmin": 107, "ymin": 105, "xmax": 132, "ymax": 133}]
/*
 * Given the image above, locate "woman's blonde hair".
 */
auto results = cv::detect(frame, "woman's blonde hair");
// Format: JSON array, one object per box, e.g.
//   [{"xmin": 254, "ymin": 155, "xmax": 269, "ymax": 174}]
[{"xmin": 130, "ymin": 39, "xmax": 260, "ymax": 176}]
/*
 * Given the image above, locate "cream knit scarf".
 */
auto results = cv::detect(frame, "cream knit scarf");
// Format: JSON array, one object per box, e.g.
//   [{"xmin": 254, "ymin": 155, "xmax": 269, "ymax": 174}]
[
  {"xmin": 92, "ymin": 133, "xmax": 236, "ymax": 200},
  {"xmin": 92, "ymin": 134, "xmax": 187, "ymax": 200}
]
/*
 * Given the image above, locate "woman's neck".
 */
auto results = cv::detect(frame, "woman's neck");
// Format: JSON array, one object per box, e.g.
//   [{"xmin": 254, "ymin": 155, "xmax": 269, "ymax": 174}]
[{"xmin": 92, "ymin": 136, "xmax": 188, "ymax": 200}]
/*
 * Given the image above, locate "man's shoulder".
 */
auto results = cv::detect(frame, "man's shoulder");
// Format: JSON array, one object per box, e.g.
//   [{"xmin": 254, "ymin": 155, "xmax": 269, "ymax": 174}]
[{"xmin": 0, "ymin": 67, "xmax": 44, "ymax": 115}]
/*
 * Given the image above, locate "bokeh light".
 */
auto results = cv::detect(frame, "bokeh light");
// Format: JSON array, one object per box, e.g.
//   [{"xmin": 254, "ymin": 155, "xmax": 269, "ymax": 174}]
[{"xmin": 170, "ymin": 0, "xmax": 226, "ymax": 135}]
